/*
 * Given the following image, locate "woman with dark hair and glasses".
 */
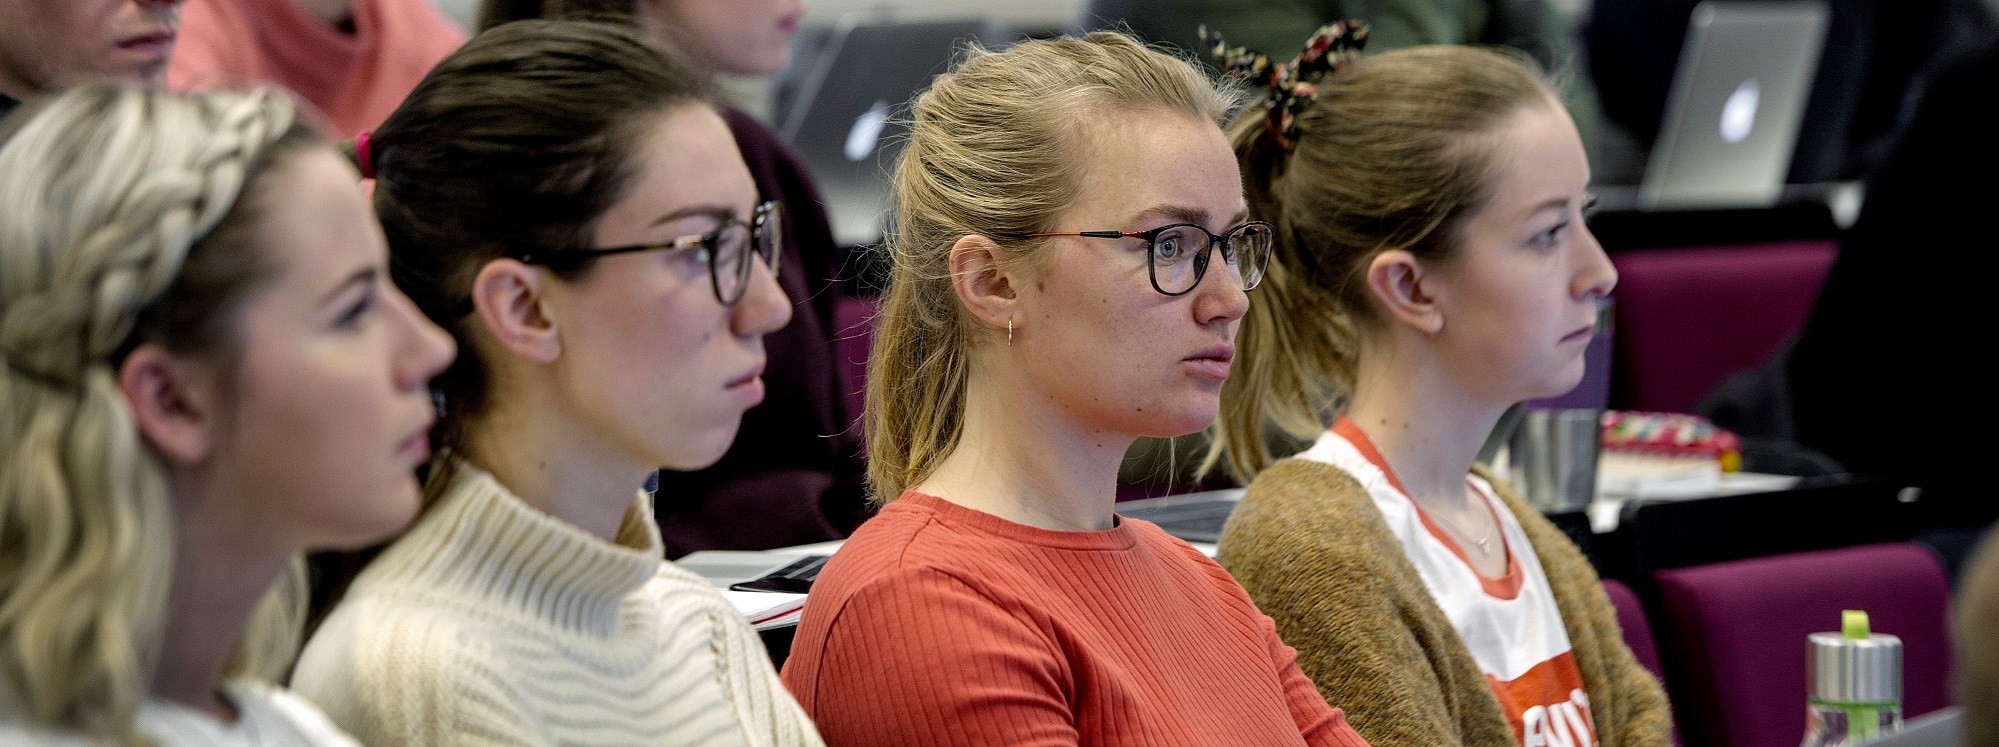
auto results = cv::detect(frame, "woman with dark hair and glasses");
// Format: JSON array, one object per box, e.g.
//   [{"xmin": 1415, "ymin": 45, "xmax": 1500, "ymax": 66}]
[
  {"xmin": 777, "ymin": 32, "xmax": 1366, "ymax": 746},
  {"xmin": 483, "ymin": 0, "xmax": 869, "ymax": 562},
  {"xmin": 289, "ymin": 19, "xmax": 821, "ymax": 745}
]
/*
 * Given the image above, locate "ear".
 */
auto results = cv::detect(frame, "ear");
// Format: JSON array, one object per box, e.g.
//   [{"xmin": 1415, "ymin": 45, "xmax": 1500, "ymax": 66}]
[
  {"xmin": 947, "ymin": 234, "xmax": 1021, "ymax": 337},
  {"xmin": 1364, "ymin": 249, "xmax": 1445, "ymax": 335},
  {"xmin": 118, "ymin": 344, "xmax": 220, "ymax": 466},
  {"xmin": 470, "ymin": 259, "xmax": 562, "ymax": 364}
]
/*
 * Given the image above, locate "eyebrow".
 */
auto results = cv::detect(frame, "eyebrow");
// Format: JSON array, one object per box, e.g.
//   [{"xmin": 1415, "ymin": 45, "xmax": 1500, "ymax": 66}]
[
  {"xmin": 1524, "ymin": 197, "xmax": 1577, "ymax": 220},
  {"xmin": 651, "ymin": 204, "xmax": 740, "ymax": 228},
  {"xmin": 1124, "ymin": 204, "xmax": 1252, "ymax": 229},
  {"xmin": 320, "ymin": 267, "xmax": 377, "ymax": 306}
]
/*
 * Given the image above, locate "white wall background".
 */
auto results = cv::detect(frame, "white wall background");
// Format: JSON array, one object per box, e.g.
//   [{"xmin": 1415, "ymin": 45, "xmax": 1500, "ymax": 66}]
[{"xmin": 429, "ymin": 0, "xmax": 1081, "ymax": 35}]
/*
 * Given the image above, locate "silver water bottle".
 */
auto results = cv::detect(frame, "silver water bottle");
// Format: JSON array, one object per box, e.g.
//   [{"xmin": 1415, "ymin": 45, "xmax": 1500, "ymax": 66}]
[{"xmin": 1802, "ymin": 610, "xmax": 1903, "ymax": 746}]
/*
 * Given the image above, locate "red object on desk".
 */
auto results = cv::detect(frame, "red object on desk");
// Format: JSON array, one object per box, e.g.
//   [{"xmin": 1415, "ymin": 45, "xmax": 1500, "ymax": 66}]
[{"xmin": 1609, "ymin": 240, "xmax": 1835, "ymax": 414}]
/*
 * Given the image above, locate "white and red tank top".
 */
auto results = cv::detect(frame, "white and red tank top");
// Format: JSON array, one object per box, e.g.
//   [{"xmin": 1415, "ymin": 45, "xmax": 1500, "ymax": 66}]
[{"xmin": 1295, "ymin": 418, "xmax": 1598, "ymax": 747}]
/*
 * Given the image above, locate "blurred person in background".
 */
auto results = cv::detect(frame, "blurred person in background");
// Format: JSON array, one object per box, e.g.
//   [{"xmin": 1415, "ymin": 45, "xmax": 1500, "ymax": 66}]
[
  {"xmin": 168, "ymin": 0, "xmax": 465, "ymax": 139},
  {"xmin": 0, "ymin": 0, "xmax": 184, "ymax": 118}
]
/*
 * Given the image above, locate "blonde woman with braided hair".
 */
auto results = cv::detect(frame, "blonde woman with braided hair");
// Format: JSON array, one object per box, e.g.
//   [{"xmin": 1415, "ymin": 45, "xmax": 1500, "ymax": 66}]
[
  {"xmin": 778, "ymin": 32, "xmax": 1368, "ymax": 746},
  {"xmin": 0, "ymin": 84, "xmax": 453, "ymax": 744}
]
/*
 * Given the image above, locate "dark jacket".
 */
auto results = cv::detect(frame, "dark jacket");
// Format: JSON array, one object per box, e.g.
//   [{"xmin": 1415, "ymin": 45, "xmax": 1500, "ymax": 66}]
[{"xmin": 1788, "ymin": 37, "xmax": 1999, "ymax": 524}]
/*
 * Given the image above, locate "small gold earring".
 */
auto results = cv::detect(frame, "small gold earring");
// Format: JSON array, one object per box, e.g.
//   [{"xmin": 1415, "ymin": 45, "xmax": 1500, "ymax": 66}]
[{"xmin": 1007, "ymin": 318, "xmax": 1014, "ymax": 347}]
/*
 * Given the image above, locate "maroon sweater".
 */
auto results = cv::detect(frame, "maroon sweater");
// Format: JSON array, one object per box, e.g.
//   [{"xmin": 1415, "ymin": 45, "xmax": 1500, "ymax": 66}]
[{"xmin": 652, "ymin": 107, "xmax": 870, "ymax": 557}]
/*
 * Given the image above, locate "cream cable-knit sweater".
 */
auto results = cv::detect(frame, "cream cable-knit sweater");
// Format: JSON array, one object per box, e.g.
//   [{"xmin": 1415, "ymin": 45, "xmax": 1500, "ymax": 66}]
[{"xmin": 290, "ymin": 462, "xmax": 822, "ymax": 746}]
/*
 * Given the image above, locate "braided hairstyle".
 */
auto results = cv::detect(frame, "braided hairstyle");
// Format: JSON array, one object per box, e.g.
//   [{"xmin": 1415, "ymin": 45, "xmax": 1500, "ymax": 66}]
[{"xmin": 0, "ymin": 85, "xmax": 319, "ymax": 739}]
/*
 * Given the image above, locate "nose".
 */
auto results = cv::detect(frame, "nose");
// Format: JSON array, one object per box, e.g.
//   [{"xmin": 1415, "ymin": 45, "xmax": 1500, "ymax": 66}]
[
  {"xmin": 1191, "ymin": 249, "xmax": 1250, "ymax": 327},
  {"xmin": 1572, "ymin": 222, "xmax": 1617, "ymax": 301},
  {"xmin": 389, "ymin": 286, "xmax": 457, "ymax": 390},
  {"xmin": 731, "ymin": 254, "xmax": 792, "ymax": 338}
]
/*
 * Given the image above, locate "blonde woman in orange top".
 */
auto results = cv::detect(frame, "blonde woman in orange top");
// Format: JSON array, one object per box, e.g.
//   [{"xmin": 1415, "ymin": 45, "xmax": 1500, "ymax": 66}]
[{"xmin": 779, "ymin": 31, "xmax": 1369, "ymax": 747}]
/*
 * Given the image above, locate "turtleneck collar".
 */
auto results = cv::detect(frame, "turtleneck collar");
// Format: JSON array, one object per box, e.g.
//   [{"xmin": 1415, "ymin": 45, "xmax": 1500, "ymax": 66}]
[{"xmin": 357, "ymin": 461, "xmax": 662, "ymax": 637}]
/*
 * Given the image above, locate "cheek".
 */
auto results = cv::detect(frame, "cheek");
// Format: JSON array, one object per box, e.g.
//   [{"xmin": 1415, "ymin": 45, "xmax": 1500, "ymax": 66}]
[
  {"xmin": 226, "ymin": 350, "xmax": 415, "ymax": 546},
  {"xmin": 710, "ymin": 6, "xmax": 787, "ymax": 67},
  {"xmin": 575, "ymin": 280, "xmax": 724, "ymax": 388},
  {"xmin": 1028, "ymin": 292, "xmax": 1218, "ymax": 434},
  {"xmin": 564, "ymin": 283, "xmax": 745, "ymax": 461}
]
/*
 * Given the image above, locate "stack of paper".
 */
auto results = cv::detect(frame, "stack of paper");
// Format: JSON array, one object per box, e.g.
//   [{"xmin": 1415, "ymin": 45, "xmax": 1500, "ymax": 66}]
[{"xmin": 721, "ymin": 590, "xmax": 808, "ymax": 631}]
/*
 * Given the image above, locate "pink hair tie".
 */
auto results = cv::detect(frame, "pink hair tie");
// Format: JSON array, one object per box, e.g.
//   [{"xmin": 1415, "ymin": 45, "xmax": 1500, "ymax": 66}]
[{"xmin": 356, "ymin": 130, "xmax": 376, "ymax": 179}]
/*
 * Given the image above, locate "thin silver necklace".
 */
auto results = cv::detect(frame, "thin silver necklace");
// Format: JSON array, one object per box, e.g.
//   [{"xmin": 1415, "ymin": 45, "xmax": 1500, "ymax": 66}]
[{"xmin": 1433, "ymin": 505, "xmax": 1495, "ymax": 556}]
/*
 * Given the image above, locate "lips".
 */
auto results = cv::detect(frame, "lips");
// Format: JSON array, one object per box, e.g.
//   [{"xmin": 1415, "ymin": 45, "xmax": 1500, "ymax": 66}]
[
  {"xmin": 1561, "ymin": 324, "xmax": 1595, "ymax": 343},
  {"xmin": 726, "ymin": 361, "xmax": 767, "ymax": 390},
  {"xmin": 399, "ymin": 414, "xmax": 435, "ymax": 462},
  {"xmin": 1185, "ymin": 342, "xmax": 1235, "ymax": 364},
  {"xmin": 114, "ymin": 29, "xmax": 175, "ymax": 65},
  {"xmin": 117, "ymin": 29, "xmax": 175, "ymax": 51},
  {"xmin": 1182, "ymin": 342, "xmax": 1235, "ymax": 380}
]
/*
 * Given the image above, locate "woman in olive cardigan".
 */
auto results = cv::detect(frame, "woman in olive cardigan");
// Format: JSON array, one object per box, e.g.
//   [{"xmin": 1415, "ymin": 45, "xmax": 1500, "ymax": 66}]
[
  {"xmin": 1219, "ymin": 461, "xmax": 1672, "ymax": 744},
  {"xmin": 1207, "ymin": 38, "xmax": 1672, "ymax": 746}
]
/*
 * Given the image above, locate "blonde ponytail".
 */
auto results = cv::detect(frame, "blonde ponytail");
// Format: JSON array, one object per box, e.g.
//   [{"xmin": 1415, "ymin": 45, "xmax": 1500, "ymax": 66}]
[
  {"xmin": 865, "ymin": 32, "xmax": 1241, "ymax": 501},
  {"xmin": 1206, "ymin": 45, "xmax": 1562, "ymax": 481}
]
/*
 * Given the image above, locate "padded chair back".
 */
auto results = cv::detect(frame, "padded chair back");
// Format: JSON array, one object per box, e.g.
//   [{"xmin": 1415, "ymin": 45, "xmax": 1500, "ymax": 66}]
[
  {"xmin": 1603, "ymin": 579, "xmax": 1667, "ymax": 683},
  {"xmin": 1653, "ymin": 543, "xmax": 1953, "ymax": 747},
  {"xmin": 1609, "ymin": 240, "xmax": 1835, "ymax": 413},
  {"xmin": 833, "ymin": 295, "xmax": 879, "ymax": 449}
]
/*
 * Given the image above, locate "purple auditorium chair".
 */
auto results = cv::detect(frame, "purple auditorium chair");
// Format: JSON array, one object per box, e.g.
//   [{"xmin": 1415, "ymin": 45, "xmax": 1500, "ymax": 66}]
[
  {"xmin": 1603, "ymin": 579, "xmax": 1667, "ymax": 684},
  {"xmin": 1654, "ymin": 543, "xmax": 1952, "ymax": 747},
  {"xmin": 833, "ymin": 295, "xmax": 879, "ymax": 453},
  {"xmin": 1609, "ymin": 240, "xmax": 1835, "ymax": 413},
  {"xmin": 1603, "ymin": 579, "xmax": 1680, "ymax": 746}
]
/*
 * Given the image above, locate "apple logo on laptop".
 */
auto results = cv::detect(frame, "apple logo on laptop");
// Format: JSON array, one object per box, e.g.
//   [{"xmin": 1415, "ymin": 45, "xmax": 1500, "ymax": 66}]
[
  {"xmin": 1719, "ymin": 79, "xmax": 1759, "ymax": 144},
  {"xmin": 845, "ymin": 99, "xmax": 890, "ymax": 162}
]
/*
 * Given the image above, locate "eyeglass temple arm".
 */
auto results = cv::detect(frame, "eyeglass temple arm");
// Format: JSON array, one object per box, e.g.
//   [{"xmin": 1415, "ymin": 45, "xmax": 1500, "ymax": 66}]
[{"xmin": 1024, "ymin": 230, "xmax": 1139, "ymax": 239}]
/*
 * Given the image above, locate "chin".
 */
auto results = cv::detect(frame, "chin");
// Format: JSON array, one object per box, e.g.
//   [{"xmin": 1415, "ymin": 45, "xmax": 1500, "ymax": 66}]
[
  {"xmin": 319, "ymin": 494, "xmax": 421, "ymax": 550},
  {"xmin": 655, "ymin": 437, "xmax": 736, "ymax": 472},
  {"xmin": 1129, "ymin": 403, "xmax": 1220, "ymax": 439},
  {"xmin": 1526, "ymin": 372, "xmax": 1589, "ymax": 403}
]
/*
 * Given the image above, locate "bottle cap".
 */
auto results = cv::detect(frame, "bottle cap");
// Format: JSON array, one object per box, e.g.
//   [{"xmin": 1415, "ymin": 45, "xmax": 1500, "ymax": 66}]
[{"xmin": 1809, "ymin": 610, "xmax": 1902, "ymax": 704}]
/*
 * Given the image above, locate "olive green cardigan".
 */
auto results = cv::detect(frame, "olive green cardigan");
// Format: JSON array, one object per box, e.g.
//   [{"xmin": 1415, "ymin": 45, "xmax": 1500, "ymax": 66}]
[{"xmin": 1218, "ymin": 459, "xmax": 1674, "ymax": 746}]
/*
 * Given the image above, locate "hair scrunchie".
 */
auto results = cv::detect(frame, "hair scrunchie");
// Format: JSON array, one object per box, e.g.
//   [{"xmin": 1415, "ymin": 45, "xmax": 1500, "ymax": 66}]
[
  {"xmin": 1201, "ymin": 21, "xmax": 1369, "ymax": 151},
  {"xmin": 355, "ymin": 130, "xmax": 376, "ymax": 179}
]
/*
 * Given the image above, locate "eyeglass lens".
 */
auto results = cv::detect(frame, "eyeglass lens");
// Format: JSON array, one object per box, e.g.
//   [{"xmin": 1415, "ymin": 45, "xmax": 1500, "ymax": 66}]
[
  {"xmin": 715, "ymin": 203, "xmax": 785, "ymax": 305},
  {"xmin": 1149, "ymin": 223, "xmax": 1272, "ymax": 294}
]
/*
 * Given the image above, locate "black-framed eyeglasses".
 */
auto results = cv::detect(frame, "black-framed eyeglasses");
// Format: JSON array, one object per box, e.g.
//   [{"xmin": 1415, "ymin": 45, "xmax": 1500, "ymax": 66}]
[
  {"xmin": 514, "ymin": 201, "xmax": 784, "ymax": 306},
  {"xmin": 1025, "ymin": 221, "xmax": 1274, "ymax": 296}
]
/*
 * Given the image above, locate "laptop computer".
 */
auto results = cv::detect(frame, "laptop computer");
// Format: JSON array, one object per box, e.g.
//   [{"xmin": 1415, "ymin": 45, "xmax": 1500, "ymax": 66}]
[
  {"xmin": 779, "ymin": 15, "xmax": 1004, "ymax": 248},
  {"xmin": 1117, "ymin": 488, "xmax": 1246, "ymax": 545},
  {"xmin": 1865, "ymin": 707, "xmax": 1964, "ymax": 746},
  {"xmin": 1639, "ymin": 1, "xmax": 1829, "ymax": 210}
]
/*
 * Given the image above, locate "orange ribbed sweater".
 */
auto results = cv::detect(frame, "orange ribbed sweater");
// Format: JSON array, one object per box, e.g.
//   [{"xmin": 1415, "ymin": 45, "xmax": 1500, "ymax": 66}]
[{"xmin": 781, "ymin": 491, "xmax": 1370, "ymax": 746}]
